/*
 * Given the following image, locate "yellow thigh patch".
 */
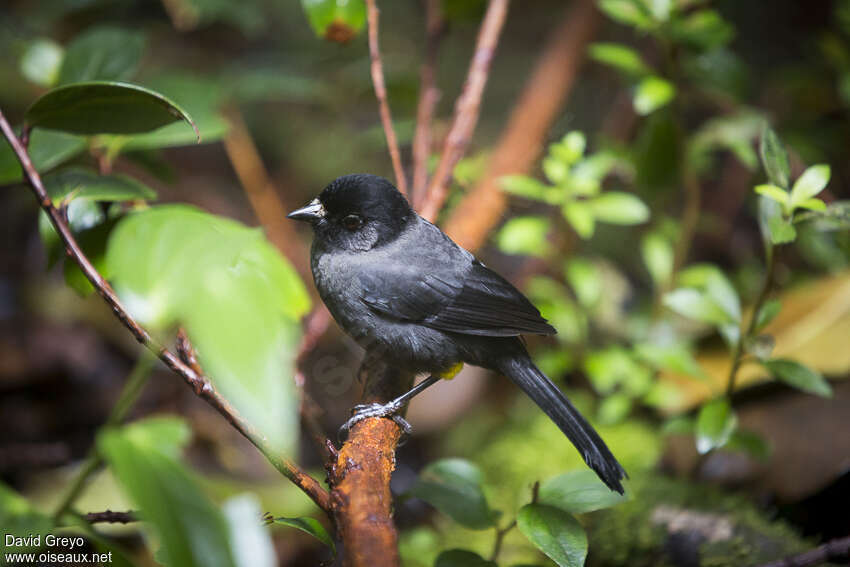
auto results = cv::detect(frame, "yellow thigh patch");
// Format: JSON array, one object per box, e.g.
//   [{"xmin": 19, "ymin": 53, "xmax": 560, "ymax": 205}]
[{"xmin": 436, "ymin": 362, "xmax": 464, "ymax": 380}]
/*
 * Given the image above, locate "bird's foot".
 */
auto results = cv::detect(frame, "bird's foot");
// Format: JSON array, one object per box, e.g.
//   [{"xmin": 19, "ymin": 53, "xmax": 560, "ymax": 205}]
[{"xmin": 338, "ymin": 401, "xmax": 412, "ymax": 444}]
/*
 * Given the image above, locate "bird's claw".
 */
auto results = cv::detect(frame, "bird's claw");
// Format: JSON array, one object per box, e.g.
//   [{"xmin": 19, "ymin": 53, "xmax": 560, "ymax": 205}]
[{"xmin": 338, "ymin": 402, "xmax": 412, "ymax": 445}]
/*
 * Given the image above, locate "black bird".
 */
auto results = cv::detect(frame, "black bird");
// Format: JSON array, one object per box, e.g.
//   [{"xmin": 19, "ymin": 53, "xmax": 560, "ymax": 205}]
[{"xmin": 288, "ymin": 174, "xmax": 626, "ymax": 493}]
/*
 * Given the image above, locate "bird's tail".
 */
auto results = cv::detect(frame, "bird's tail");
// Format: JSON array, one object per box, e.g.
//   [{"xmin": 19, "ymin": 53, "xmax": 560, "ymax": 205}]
[{"xmin": 499, "ymin": 354, "xmax": 627, "ymax": 494}]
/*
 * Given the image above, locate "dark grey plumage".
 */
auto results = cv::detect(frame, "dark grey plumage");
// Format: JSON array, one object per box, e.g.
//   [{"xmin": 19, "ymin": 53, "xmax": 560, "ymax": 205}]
[{"xmin": 289, "ymin": 174, "xmax": 627, "ymax": 493}]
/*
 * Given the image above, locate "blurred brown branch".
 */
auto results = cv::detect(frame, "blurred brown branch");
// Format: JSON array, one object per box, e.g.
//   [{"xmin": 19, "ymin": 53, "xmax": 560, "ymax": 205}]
[
  {"xmin": 366, "ymin": 0, "xmax": 408, "ymax": 196},
  {"xmin": 755, "ymin": 535, "xmax": 850, "ymax": 567},
  {"xmin": 411, "ymin": 0, "xmax": 445, "ymax": 208},
  {"xmin": 84, "ymin": 510, "xmax": 138, "ymax": 524},
  {"xmin": 419, "ymin": 0, "xmax": 510, "ymax": 222},
  {"xmin": 0, "ymin": 108, "xmax": 331, "ymax": 516},
  {"xmin": 443, "ymin": 0, "xmax": 601, "ymax": 250}
]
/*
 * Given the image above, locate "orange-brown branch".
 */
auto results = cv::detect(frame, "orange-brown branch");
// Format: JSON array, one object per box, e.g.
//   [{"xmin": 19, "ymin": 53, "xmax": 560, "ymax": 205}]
[{"xmin": 443, "ymin": 0, "xmax": 601, "ymax": 250}]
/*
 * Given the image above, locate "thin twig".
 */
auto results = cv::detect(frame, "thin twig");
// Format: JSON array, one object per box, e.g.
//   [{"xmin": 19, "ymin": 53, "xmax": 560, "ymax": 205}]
[
  {"xmin": 419, "ymin": 0, "xmax": 509, "ymax": 221},
  {"xmin": 365, "ymin": 0, "xmax": 408, "ymax": 196},
  {"xmin": 754, "ymin": 535, "xmax": 850, "ymax": 567},
  {"xmin": 442, "ymin": 0, "xmax": 601, "ymax": 249},
  {"xmin": 489, "ymin": 519, "xmax": 517, "ymax": 562},
  {"xmin": 0, "ymin": 108, "xmax": 331, "ymax": 515},
  {"xmin": 411, "ymin": 0, "xmax": 445, "ymax": 208},
  {"xmin": 84, "ymin": 510, "xmax": 138, "ymax": 525}
]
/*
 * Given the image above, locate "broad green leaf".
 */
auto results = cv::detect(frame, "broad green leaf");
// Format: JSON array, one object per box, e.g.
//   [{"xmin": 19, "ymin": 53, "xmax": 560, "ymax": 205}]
[
  {"xmin": 759, "ymin": 126, "xmax": 790, "ymax": 188},
  {"xmin": 517, "ymin": 504, "xmax": 587, "ymax": 567},
  {"xmin": 663, "ymin": 288, "xmax": 732, "ymax": 325},
  {"xmin": 677, "ymin": 264, "xmax": 741, "ymax": 323},
  {"xmin": 115, "ymin": 74, "xmax": 229, "ymax": 150},
  {"xmin": 588, "ymin": 42, "xmax": 652, "ymax": 77},
  {"xmin": 497, "ymin": 216, "xmax": 551, "ymax": 257},
  {"xmin": 795, "ymin": 198, "xmax": 827, "ymax": 212},
  {"xmin": 641, "ymin": 232, "xmax": 673, "ymax": 285},
  {"xmin": 98, "ymin": 418, "xmax": 236, "ymax": 567},
  {"xmin": 0, "ymin": 482, "xmax": 53, "ymax": 552},
  {"xmin": 633, "ymin": 76, "xmax": 675, "ymax": 115},
  {"xmin": 754, "ymin": 184, "xmax": 788, "ymax": 206},
  {"xmin": 790, "ymin": 165, "xmax": 830, "ymax": 208},
  {"xmin": 598, "ymin": 0, "xmax": 654, "ymax": 29},
  {"xmin": 589, "ymin": 192, "xmax": 649, "ymax": 224},
  {"xmin": 301, "ymin": 0, "xmax": 366, "ymax": 42},
  {"xmin": 434, "ymin": 549, "xmax": 497, "ymax": 567},
  {"xmin": 44, "ymin": 167, "xmax": 157, "ymax": 204},
  {"xmin": 754, "ymin": 299, "xmax": 781, "ymax": 331},
  {"xmin": 670, "ymin": 9, "xmax": 734, "ymax": 49},
  {"xmin": 696, "ymin": 399, "xmax": 737, "ymax": 454},
  {"xmin": 539, "ymin": 470, "xmax": 628, "ymax": 515},
  {"xmin": 25, "ymin": 82, "xmax": 198, "ymax": 140},
  {"xmin": 500, "ymin": 175, "xmax": 550, "ymax": 201},
  {"xmin": 408, "ymin": 459, "xmax": 498, "ymax": 530},
  {"xmin": 726, "ymin": 430, "xmax": 771, "ymax": 460},
  {"xmin": 270, "ymin": 516, "xmax": 335, "ymax": 552},
  {"xmin": 106, "ymin": 206, "xmax": 310, "ymax": 454},
  {"xmin": 543, "ymin": 157, "xmax": 569, "ymax": 184},
  {"xmin": 0, "ymin": 129, "xmax": 86, "ymax": 184},
  {"xmin": 763, "ymin": 359, "xmax": 832, "ymax": 397},
  {"xmin": 20, "ymin": 38, "xmax": 63, "ymax": 87},
  {"xmin": 564, "ymin": 259, "xmax": 601, "ymax": 308},
  {"xmin": 58, "ymin": 26, "xmax": 145, "ymax": 85},
  {"xmin": 563, "ymin": 201, "xmax": 595, "ymax": 239}
]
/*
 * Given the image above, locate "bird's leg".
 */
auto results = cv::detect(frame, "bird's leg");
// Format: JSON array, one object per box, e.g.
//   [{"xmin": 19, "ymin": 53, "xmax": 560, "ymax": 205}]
[{"xmin": 339, "ymin": 374, "xmax": 442, "ymax": 443}]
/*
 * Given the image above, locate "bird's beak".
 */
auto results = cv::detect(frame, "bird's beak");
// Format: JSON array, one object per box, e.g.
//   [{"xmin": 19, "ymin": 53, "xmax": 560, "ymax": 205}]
[{"xmin": 287, "ymin": 198, "xmax": 325, "ymax": 223}]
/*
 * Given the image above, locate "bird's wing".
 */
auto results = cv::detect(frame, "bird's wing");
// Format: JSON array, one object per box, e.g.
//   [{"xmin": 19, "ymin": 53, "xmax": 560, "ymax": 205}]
[{"xmin": 359, "ymin": 259, "xmax": 556, "ymax": 337}]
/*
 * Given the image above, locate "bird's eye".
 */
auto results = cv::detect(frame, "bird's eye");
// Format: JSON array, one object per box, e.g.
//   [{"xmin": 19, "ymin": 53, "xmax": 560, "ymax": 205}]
[{"xmin": 342, "ymin": 214, "xmax": 363, "ymax": 230}]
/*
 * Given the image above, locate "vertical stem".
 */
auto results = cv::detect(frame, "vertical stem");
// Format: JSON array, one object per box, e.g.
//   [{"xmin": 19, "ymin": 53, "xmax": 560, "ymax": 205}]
[{"xmin": 52, "ymin": 351, "xmax": 157, "ymax": 522}]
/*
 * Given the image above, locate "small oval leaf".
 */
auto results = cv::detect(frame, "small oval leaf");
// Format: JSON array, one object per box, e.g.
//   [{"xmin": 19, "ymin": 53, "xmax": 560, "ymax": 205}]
[
  {"xmin": 26, "ymin": 81, "xmax": 198, "ymax": 140},
  {"xmin": 763, "ymin": 358, "xmax": 833, "ymax": 397},
  {"xmin": 517, "ymin": 504, "xmax": 587, "ymax": 567},
  {"xmin": 696, "ymin": 398, "xmax": 737, "ymax": 454}
]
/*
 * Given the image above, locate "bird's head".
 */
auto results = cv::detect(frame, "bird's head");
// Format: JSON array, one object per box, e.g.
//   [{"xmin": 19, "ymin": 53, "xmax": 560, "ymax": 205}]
[{"xmin": 288, "ymin": 174, "xmax": 413, "ymax": 252}]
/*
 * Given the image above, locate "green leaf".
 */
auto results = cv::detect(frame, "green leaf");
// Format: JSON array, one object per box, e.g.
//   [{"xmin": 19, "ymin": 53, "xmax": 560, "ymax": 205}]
[
  {"xmin": 563, "ymin": 201, "xmax": 596, "ymax": 239},
  {"xmin": 759, "ymin": 126, "xmax": 790, "ymax": 189},
  {"xmin": 677, "ymin": 264, "xmax": 741, "ymax": 323},
  {"xmin": 105, "ymin": 206, "xmax": 310, "ymax": 455},
  {"xmin": 598, "ymin": 0, "xmax": 654, "ymax": 30},
  {"xmin": 589, "ymin": 192, "xmax": 649, "ymax": 224},
  {"xmin": 44, "ymin": 167, "xmax": 157, "ymax": 204},
  {"xmin": 0, "ymin": 482, "xmax": 53, "ymax": 552},
  {"xmin": 549, "ymin": 131, "xmax": 587, "ymax": 166},
  {"xmin": 517, "ymin": 504, "xmax": 587, "ymax": 567},
  {"xmin": 597, "ymin": 393, "xmax": 633, "ymax": 425},
  {"xmin": 589, "ymin": 42, "xmax": 652, "ymax": 77},
  {"xmin": 663, "ymin": 288, "xmax": 732, "ymax": 325},
  {"xmin": 434, "ymin": 550, "xmax": 497, "ymax": 567},
  {"xmin": 497, "ymin": 216, "xmax": 551, "ymax": 257},
  {"xmin": 633, "ymin": 76, "xmax": 675, "ymax": 115},
  {"xmin": 301, "ymin": 0, "xmax": 366, "ymax": 41},
  {"xmin": 500, "ymin": 175, "xmax": 551, "ymax": 201},
  {"xmin": 670, "ymin": 9, "xmax": 734, "ymax": 49},
  {"xmin": 20, "ymin": 38, "xmax": 63, "ymax": 87},
  {"xmin": 790, "ymin": 165, "xmax": 830, "ymax": 208},
  {"xmin": 763, "ymin": 359, "xmax": 833, "ymax": 397},
  {"xmin": 754, "ymin": 299, "xmax": 781, "ymax": 331},
  {"xmin": 754, "ymin": 184, "xmax": 789, "ymax": 206},
  {"xmin": 0, "ymin": 129, "xmax": 86, "ymax": 184},
  {"xmin": 270, "ymin": 516, "xmax": 334, "ymax": 552},
  {"xmin": 408, "ymin": 459, "xmax": 498, "ymax": 530},
  {"xmin": 98, "ymin": 418, "xmax": 237, "ymax": 567},
  {"xmin": 583, "ymin": 347, "xmax": 643, "ymax": 394},
  {"xmin": 544, "ymin": 157, "xmax": 569, "ymax": 184},
  {"xmin": 58, "ymin": 26, "xmax": 145, "ymax": 85},
  {"xmin": 641, "ymin": 232, "xmax": 673, "ymax": 286},
  {"xmin": 696, "ymin": 399, "xmax": 737, "ymax": 454},
  {"xmin": 539, "ymin": 470, "xmax": 628, "ymax": 515},
  {"xmin": 564, "ymin": 259, "xmax": 601, "ymax": 308},
  {"xmin": 767, "ymin": 215, "xmax": 797, "ymax": 244},
  {"xmin": 634, "ymin": 342, "xmax": 706, "ymax": 379},
  {"xmin": 25, "ymin": 81, "xmax": 199, "ymax": 139},
  {"xmin": 687, "ymin": 111, "xmax": 763, "ymax": 174},
  {"xmin": 795, "ymin": 198, "xmax": 827, "ymax": 212}
]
